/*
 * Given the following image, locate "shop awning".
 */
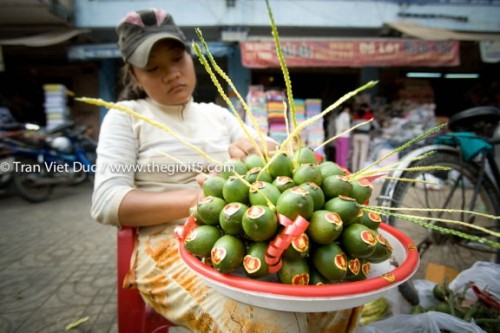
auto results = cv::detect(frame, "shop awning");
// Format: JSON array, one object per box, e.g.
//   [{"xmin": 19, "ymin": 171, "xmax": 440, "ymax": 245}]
[
  {"xmin": 240, "ymin": 39, "xmax": 460, "ymax": 68},
  {"xmin": 67, "ymin": 42, "xmax": 232, "ymax": 60},
  {"xmin": 0, "ymin": 30, "xmax": 89, "ymax": 47},
  {"xmin": 387, "ymin": 22, "xmax": 500, "ymax": 42}
]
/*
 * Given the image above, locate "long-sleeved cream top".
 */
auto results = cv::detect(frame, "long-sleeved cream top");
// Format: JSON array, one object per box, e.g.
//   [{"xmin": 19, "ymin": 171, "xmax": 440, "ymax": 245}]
[
  {"xmin": 91, "ymin": 97, "xmax": 258, "ymax": 227},
  {"xmin": 335, "ymin": 110, "xmax": 351, "ymax": 138}
]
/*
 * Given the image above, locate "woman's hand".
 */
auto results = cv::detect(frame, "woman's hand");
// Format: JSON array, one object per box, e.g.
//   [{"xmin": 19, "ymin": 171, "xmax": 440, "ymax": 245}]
[
  {"xmin": 189, "ymin": 173, "xmax": 207, "ymax": 208},
  {"xmin": 228, "ymin": 138, "xmax": 256, "ymax": 159},
  {"xmin": 190, "ymin": 187, "xmax": 205, "ymax": 210},
  {"xmin": 228, "ymin": 138, "xmax": 278, "ymax": 160}
]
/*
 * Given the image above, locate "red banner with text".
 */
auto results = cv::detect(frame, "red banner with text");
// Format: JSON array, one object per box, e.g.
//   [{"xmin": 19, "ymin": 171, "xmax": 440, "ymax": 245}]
[{"xmin": 241, "ymin": 39, "xmax": 459, "ymax": 68}]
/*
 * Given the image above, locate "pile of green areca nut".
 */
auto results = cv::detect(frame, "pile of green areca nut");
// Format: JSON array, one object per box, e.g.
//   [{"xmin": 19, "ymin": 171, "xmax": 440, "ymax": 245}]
[{"xmin": 184, "ymin": 147, "xmax": 393, "ymax": 285}]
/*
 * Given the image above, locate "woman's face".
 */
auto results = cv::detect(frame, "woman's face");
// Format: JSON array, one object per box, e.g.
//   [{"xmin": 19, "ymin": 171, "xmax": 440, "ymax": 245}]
[{"xmin": 132, "ymin": 39, "xmax": 196, "ymax": 105}]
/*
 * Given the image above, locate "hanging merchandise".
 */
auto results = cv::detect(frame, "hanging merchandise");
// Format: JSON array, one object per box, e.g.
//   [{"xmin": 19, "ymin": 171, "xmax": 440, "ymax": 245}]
[{"xmin": 480, "ymin": 40, "xmax": 500, "ymax": 63}]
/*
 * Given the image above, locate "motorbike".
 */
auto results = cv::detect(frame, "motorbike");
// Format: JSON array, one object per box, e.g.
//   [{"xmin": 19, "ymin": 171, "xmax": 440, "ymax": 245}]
[
  {"xmin": 0, "ymin": 147, "xmax": 15, "ymax": 194},
  {"xmin": 0, "ymin": 121, "xmax": 97, "ymax": 203},
  {"xmin": 0, "ymin": 123, "xmax": 39, "ymax": 193}
]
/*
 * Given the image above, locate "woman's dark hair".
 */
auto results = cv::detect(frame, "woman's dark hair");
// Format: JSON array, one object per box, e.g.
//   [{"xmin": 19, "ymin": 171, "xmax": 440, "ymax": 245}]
[
  {"xmin": 340, "ymin": 103, "xmax": 352, "ymax": 111},
  {"xmin": 357, "ymin": 103, "xmax": 370, "ymax": 116},
  {"xmin": 117, "ymin": 63, "xmax": 147, "ymax": 101}
]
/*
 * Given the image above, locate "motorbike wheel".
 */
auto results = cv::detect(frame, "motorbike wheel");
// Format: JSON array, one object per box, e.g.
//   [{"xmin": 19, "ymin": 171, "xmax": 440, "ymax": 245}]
[
  {"xmin": 11, "ymin": 158, "xmax": 53, "ymax": 203},
  {"xmin": 69, "ymin": 170, "xmax": 88, "ymax": 186}
]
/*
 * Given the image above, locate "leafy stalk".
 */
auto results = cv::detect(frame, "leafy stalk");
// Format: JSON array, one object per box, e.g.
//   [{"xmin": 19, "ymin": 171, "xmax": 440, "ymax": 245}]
[
  {"xmin": 351, "ymin": 122, "xmax": 447, "ymax": 179},
  {"xmin": 364, "ymin": 205, "xmax": 500, "ymax": 242},
  {"xmin": 192, "ymin": 42, "xmax": 266, "ymax": 162},
  {"xmin": 279, "ymin": 81, "xmax": 377, "ymax": 153},
  {"xmin": 315, "ymin": 118, "xmax": 373, "ymax": 151},
  {"xmin": 265, "ymin": 0, "xmax": 299, "ymax": 152},
  {"xmin": 76, "ymin": 97, "xmax": 222, "ymax": 165},
  {"xmin": 195, "ymin": 29, "xmax": 270, "ymax": 160}
]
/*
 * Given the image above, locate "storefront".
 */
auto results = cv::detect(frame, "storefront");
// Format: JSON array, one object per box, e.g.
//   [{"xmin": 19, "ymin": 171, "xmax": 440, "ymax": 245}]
[
  {"xmin": 2, "ymin": 32, "xmax": 498, "ymax": 143},
  {"xmin": 239, "ymin": 38, "xmax": 463, "ymax": 110},
  {"xmin": 238, "ymin": 38, "xmax": 455, "ymax": 151}
]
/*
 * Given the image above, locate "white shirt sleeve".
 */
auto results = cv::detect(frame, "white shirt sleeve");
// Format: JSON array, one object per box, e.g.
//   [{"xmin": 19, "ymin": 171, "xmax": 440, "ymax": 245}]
[{"xmin": 91, "ymin": 107, "xmax": 137, "ymax": 227}]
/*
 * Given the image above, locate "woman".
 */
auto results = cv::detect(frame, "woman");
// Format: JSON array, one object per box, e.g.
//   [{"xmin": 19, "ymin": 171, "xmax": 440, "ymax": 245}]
[
  {"xmin": 92, "ymin": 8, "xmax": 361, "ymax": 332},
  {"xmin": 351, "ymin": 103, "xmax": 374, "ymax": 172},
  {"xmin": 335, "ymin": 104, "xmax": 352, "ymax": 168}
]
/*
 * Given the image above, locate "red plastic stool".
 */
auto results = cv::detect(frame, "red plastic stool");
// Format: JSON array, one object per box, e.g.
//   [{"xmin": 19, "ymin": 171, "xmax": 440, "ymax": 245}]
[{"xmin": 117, "ymin": 227, "xmax": 175, "ymax": 333}]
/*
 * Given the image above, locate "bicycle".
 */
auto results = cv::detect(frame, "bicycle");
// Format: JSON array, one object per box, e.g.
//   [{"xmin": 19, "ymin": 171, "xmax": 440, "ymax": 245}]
[{"xmin": 376, "ymin": 106, "xmax": 500, "ymax": 282}]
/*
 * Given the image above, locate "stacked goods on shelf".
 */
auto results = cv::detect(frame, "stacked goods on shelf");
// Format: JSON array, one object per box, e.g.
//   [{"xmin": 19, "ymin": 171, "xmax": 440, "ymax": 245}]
[
  {"xmin": 292, "ymin": 99, "xmax": 308, "ymax": 144},
  {"xmin": 43, "ymin": 84, "xmax": 70, "ymax": 131},
  {"xmin": 244, "ymin": 88, "xmax": 326, "ymax": 151},
  {"xmin": 246, "ymin": 86, "xmax": 269, "ymax": 135},
  {"xmin": 305, "ymin": 99, "xmax": 324, "ymax": 155},
  {"xmin": 267, "ymin": 90, "xmax": 287, "ymax": 143}
]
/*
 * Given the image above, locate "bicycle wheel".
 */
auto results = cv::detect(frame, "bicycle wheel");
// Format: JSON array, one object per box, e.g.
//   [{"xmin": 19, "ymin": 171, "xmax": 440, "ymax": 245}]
[{"xmin": 388, "ymin": 150, "xmax": 500, "ymax": 279}]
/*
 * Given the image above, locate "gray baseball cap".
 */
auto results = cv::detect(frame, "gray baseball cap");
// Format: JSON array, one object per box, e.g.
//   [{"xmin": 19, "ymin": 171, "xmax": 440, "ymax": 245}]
[{"xmin": 116, "ymin": 8, "xmax": 189, "ymax": 68}]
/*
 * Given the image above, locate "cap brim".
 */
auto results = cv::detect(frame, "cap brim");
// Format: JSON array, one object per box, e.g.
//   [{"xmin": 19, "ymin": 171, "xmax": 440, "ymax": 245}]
[{"xmin": 127, "ymin": 33, "xmax": 185, "ymax": 68}]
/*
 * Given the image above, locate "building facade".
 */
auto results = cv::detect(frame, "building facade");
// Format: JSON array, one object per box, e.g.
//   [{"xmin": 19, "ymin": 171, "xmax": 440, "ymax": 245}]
[{"xmin": 0, "ymin": 0, "xmax": 499, "ymax": 137}]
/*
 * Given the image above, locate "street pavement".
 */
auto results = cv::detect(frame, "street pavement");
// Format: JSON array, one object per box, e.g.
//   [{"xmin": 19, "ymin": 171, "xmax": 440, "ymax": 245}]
[{"xmin": 0, "ymin": 182, "xmax": 118, "ymax": 333}]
